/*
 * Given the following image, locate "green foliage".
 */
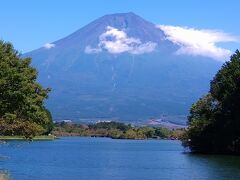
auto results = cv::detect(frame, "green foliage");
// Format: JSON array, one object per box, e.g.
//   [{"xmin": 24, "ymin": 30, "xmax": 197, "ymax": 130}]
[
  {"xmin": 0, "ymin": 119, "xmax": 44, "ymax": 139},
  {"xmin": 88, "ymin": 121, "xmax": 131, "ymax": 131},
  {"xmin": 0, "ymin": 41, "xmax": 53, "ymax": 137},
  {"xmin": 182, "ymin": 50, "xmax": 240, "ymax": 154},
  {"xmin": 53, "ymin": 121, "xmax": 180, "ymax": 140},
  {"xmin": 108, "ymin": 129, "xmax": 123, "ymax": 139},
  {"xmin": 54, "ymin": 122, "xmax": 85, "ymax": 134},
  {"xmin": 154, "ymin": 127, "xmax": 172, "ymax": 138}
]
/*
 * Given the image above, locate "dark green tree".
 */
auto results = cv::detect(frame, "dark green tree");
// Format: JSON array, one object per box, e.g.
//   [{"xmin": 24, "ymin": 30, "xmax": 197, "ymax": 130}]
[
  {"xmin": 182, "ymin": 50, "xmax": 240, "ymax": 154},
  {"xmin": 0, "ymin": 40, "xmax": 53, "ymax": 137}
]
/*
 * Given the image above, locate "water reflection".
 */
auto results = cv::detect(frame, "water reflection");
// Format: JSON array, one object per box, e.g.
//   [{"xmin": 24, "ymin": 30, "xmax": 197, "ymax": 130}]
[{"xmin": 185, "ymin": 153, "xmax": 240, "ymax": 179}]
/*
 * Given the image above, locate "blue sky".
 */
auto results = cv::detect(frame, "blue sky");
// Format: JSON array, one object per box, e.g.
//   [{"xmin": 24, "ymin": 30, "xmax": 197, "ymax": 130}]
[{"xmin": 1, "ymin": 0, "xmax": 240, "ymax": 53}]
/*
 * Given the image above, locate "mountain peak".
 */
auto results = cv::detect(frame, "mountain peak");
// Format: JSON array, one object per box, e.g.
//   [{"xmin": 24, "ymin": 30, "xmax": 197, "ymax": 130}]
[
  {"xmin": 100, "ymin": 12, "xmax": 144, "ymax": 22},
  {"xmin": 104, "ymin": 12, "xmax": 138, "ymax": 17},
  {"xmin": 49, "ymin": 12, "xmax": 166, "ymax": 51},
  {"xmin": 98, "ymin": 12, "xmax": 153, "ymax": 29}
]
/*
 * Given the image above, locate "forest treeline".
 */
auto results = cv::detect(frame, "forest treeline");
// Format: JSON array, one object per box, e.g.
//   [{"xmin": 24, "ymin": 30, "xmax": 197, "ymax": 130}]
[{"xmin": 53, "ymin": 121, "xmax": 183, "ymax": 139}]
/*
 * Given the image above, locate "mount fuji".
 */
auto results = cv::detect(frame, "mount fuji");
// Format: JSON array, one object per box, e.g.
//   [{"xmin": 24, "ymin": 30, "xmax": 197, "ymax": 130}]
[{"xmin": 24, "ymin": 12, "xmax": 222, "ymax": 124}]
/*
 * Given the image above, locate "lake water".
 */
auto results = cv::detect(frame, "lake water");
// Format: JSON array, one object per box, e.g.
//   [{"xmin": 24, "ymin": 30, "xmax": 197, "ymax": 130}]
[{"xmin": 0, "ymin": 137, "xmax": 240, "ymax": 180}]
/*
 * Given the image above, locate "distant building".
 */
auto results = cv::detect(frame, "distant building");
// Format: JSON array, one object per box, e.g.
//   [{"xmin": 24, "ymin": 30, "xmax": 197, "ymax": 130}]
[
  {"xmin": 60, "ymin": 120, "xmax": 73, "ymax": 123},
  {"xmin": 96, "ymin": 120, "xmax": 112, "ymax": 124}
]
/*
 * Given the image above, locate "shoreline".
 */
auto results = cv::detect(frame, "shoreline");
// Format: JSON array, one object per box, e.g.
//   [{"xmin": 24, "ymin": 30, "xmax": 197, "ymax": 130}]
[
  {"xmin": 54, "ymin": 134, "xmax": 179, "ymax": 140},
  {"xmin": 0, "ymin": 135, "xmax": 178, "ymax": 141},
  {"xmin": 0, "ymin": 135, "xmax": 55, "ymax": 141}
]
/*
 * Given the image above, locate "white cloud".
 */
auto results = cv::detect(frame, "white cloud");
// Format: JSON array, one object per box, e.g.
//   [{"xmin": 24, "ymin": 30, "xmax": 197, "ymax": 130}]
[
  {"xmin": 85, "ymin": 26, "xmax": 157, "ymax": 55},
  {"xmin": 84, "ymin": 45, "xmax": 102, "ymax": 54},
  {"xmin": 157, "ymin": 25, "xmax": 238, "ymax": 61},
  {"xmin": 43, "ymin": 43, "xmax": 55, "ymax": 49},
  {"xmin": 130, "ymin": 42, "xmax": 158, "ymax": 55}
]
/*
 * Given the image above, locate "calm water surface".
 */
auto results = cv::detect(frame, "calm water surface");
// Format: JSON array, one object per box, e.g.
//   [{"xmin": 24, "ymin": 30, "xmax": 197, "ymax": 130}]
[{"xmin": 0, "ymin": 137, "xmax": 240, "ymax": 180}]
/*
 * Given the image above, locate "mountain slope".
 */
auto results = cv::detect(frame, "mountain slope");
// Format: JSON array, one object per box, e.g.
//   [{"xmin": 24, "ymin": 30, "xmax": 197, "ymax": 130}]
[{"xmin": 24, "ymin": 12, "xmax": 222, "ymax": 123}]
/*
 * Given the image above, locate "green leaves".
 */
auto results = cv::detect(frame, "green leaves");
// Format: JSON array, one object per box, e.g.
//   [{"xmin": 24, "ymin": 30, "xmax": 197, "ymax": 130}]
[
  {"xmin": 183, "ymin": 50, "xmax": 240, "ymax": 154},
  {"xmin": 0, "ymin": 119, "xmax": 44, "ymax": 139},
  {"xmin": 0, "ymin": 40, "xmax": 53, "ymax": 136}
]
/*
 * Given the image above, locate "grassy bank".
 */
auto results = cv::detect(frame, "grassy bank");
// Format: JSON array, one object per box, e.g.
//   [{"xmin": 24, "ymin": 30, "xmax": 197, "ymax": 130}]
[{"xmin": 0, "ymin": 135, "xmax": 55, "ymax": 141}]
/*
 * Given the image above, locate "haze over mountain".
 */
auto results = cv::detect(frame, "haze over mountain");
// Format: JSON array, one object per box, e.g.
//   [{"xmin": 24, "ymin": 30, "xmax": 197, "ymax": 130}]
[{"xmin": 24, "ymin": 12, "xmax": 224, "ymax": 124}]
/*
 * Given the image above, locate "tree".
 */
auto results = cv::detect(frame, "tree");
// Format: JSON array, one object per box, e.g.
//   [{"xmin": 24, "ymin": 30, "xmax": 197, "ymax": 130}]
[
  {"xmin": 0, "ymin": 40, "xmax": 53, "ymax": 137},
  {"xmin": 182, "ymin": 50, "xmax": 240, "ymax": 154},
  {"xmin": 182, "ymin": 94, "xmax": 217, "ymax": 152}
]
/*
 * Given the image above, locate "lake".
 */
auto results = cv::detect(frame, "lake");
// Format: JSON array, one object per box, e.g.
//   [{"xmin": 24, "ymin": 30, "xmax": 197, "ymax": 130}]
[{"xmin": 0, "ymin": 137, "xmax": 240, "ymax": 180}]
